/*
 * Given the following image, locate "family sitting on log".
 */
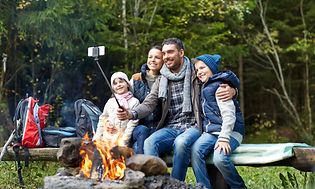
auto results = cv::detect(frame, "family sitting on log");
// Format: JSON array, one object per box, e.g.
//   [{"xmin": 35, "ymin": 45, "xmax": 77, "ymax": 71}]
[{"xmin": 94, "ymin": 37, "xmax": 246, "ymax": 189}]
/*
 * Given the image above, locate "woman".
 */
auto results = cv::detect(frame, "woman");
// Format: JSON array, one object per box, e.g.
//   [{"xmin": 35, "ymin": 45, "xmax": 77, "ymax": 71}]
[{"xmin": 130, "ymin": 45, "xmax": 164, "ymax": 154}]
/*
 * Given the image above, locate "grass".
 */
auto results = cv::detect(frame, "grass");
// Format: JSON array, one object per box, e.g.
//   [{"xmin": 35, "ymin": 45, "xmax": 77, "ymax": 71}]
[
  {"xmin": 0, "ymin": 161, "xmax": 314, "ymax": 189},
  {"xmin": 185, "ymin": 166, "xmax": 315, "ymax": 189}
]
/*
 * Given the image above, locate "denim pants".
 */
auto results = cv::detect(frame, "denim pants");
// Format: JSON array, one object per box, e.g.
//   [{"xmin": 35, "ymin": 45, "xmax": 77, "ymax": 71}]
[
  {"xmin": 132, "ymin": 125, "xmax": 156, "ymax": 154},
  {"xmin": 191, "ymin": 133, "xmax": 246, "ymax": 189},
  {"xmin": 143, "ymin": 127, "xmax": 200, "ymax": 181}
]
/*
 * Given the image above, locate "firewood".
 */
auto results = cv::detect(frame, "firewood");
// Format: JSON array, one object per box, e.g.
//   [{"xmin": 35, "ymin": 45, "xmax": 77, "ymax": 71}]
[{"xmin": 90, "ymin": 149, "xmax": 102, "ymax": 181}]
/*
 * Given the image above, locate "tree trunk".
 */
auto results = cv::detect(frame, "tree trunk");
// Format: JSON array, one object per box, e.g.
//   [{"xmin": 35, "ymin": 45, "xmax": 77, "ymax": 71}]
[
  {"xmin": 238, "ymin": 55, "xmax": 244, "ymax": 114},
  {"xmin": 0, "ymin": 54, "xmax": 7, "ymax": 100},
  {"xmin": 0, "ymin": 1, "xmax": 18, "ymax": 144},
  {"xmin": 257, "ymin": 0, "xmax": 303, "ymax": 128},
  {"xmin": 300, "ymin": 0, "xmax": 312, "ymax": 134},
  {"xmin": 122, "ymin": 0, "xmax": 128, "ymax": 50}
]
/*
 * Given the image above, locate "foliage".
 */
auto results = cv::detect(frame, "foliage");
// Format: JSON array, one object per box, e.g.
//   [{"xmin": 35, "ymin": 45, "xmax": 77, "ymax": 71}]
[
  {"xmin": 236, "ymin": 167, "xmax": 315, "ymax": 189},
  {"xmin": 277, "ymin": 171, "xmax": 315, "ymax": 189},
  {"xmin": 243, "ymin": 0, "xmax": 315, "ymax": 144},
  {"xmin": 279, "ymin": 172, "xmax": 300, "ymax": 189},
  {"xmin": 0, "ymin": 0, "xmax": 314, "ymax": 144},
  {"xmin": 0, "ymin": 2, "xmax": 314, "ymax": 188},
  {"xmin": 245, "ymin": 113, "xmax": 292, "ymax": 143}
]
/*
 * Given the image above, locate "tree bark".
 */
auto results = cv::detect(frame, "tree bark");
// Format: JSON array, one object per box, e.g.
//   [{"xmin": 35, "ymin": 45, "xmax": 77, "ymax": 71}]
[
  {"xmin": 238, "ymin": 55, "xmax": 244, "ymax": 114},
  {"xmin": 300, "ymin": 0, "xmax": 312, "ymax": 132},
  {"xmin": 122, "ymin": 0, "xmax": 128, "ymax": 50},
  {"xmin": 0, "ymin": 147, "xmax": 59, "ymax": 161}
]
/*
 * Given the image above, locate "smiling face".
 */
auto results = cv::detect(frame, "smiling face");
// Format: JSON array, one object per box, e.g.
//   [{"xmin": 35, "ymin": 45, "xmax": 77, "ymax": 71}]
[
  {"xmin": 112, "ymin": 78, "xmax": 129, "ymax": 95},
  {"xmin": 147, "ymin": 48, "xmax": 163, "ymax": 75},
  {"xmin": 162, "ymin": 44, "xmax": 184, "ymax": 73},
  {"xmin": 194, "ymin": 60, "xmax": 213, "ymax": 83}
]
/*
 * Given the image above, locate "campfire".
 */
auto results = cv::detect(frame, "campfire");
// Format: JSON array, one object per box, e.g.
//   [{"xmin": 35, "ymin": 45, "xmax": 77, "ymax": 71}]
[
  {"xmin": 43, "ymin": 132, "xmax": 206, "ymax": 189},
  {"xmin": 79, "ymin": 124, "xmax": 131, "ymax": 181}
]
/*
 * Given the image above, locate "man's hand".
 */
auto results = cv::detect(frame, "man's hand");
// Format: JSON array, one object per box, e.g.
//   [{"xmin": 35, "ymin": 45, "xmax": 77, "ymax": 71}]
[
  {"xmin": 116, "ymin": 107, "xmax": 132, "ymax": 120},
  {"xmin": 214, "ymin": 141, "xmax": 231, "ymax": 155},
  {"xmin": 216, "ymin": 84, "xmax": 236, "ymax": 101}
]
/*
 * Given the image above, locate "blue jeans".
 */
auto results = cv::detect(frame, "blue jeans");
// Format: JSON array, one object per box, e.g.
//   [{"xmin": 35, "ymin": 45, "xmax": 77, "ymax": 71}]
[
  {"xmin": 191, "ymin": 133, "xmax": 246, "ymax": 189},
  {"xmin": 144, "ymin": 127, "xmax": 200, "ymax": 181},
  {"xmin": 132, "ymin": 125, "xmax": 156, "ymax": 154}
]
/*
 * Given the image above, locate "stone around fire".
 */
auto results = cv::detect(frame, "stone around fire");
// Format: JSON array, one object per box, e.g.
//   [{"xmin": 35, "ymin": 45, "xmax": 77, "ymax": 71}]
[{"xmin": 126, "ymin": 154, "xmax": 168, "ymax": 176}]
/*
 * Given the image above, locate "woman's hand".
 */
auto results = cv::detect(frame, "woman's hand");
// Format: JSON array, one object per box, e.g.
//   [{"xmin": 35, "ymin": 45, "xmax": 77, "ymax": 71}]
[
  {"xmin": 216, "ymin": 84, "xmax": 236, "ymax": 101},
  {"xmin": 214, "ymin": 141, "xmax": 231, "ymax": 155}
]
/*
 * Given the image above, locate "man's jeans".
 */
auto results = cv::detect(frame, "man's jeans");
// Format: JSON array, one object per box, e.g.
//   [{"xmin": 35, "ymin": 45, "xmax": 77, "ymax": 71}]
[
  {"xmin": 143, "ymin": 127, "xmax": 200, "ymax": 181},
  {"xmin": 132, "ymin": 125, "xmax": 156, "ymax": 154},
  {"xmin": 191, "ymin": 133, "xmax": 246, "ymax": 189}
]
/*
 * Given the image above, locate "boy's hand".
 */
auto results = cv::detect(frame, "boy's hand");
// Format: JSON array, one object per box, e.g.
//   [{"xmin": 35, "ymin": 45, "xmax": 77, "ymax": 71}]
[
  {"xmin": 216, "ymin": 84, "xmax": 236, "ymax": 101},
  {"xmin": 116, "ymin": 107, "xmax": 132, "ymax": 120},
  {"xmin": 214, "ymin": 141, "xmax": 231, "ymax": 155}
]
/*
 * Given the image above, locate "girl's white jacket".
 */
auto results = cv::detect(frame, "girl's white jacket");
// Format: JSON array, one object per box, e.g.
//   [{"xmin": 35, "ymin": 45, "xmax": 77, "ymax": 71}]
[{"xmin": 93, "ymin": 97, "xmax": 139, "ymax": 145}]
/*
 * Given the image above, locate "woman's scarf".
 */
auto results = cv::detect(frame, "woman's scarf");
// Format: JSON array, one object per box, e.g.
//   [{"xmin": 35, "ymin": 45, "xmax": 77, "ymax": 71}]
[{"xmin": 159, "ymin": 56, "xmax": 192, "ymax": 114}]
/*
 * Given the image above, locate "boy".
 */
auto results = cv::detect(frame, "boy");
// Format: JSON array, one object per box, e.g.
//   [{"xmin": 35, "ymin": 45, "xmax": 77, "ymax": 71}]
[{"xmin": 192, "ymin": 54, "xmax": 246, "ymax": 189}]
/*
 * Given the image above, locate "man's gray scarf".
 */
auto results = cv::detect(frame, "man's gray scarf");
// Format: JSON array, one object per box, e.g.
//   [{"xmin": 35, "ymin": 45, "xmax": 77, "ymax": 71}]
[{"xmin": 159, "ymin": 56, "xmax": 192, "ymax": 113}]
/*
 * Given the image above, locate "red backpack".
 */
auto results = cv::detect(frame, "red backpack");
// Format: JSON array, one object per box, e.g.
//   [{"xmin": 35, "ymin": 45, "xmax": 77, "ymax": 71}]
[
  {"xmin": 13, "ymin": 96, "xmax": 51, "ymax": 147},
  {"xmin": 12, "ymin": 96, "xmax": 51, "ymax": 185}
]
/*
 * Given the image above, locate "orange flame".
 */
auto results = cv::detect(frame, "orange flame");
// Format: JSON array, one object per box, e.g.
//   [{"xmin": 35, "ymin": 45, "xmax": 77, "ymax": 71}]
[
  {"xmin": 79, "ymin": 121, "xmax": 126, "ymax": 180},
  {"xmin": 79, "ymin": 134, "xmax": 93, "ymax": 178}
]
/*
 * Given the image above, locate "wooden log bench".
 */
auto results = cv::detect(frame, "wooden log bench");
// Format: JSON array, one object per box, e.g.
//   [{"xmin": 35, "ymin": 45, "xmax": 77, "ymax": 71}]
[
  {"xmin": 1, "ymin": 143, "xmax": 314, "ymax": 171},
  {"xmin": 1, "ymin": 142, "xmax": 314, "ymax": 189}
]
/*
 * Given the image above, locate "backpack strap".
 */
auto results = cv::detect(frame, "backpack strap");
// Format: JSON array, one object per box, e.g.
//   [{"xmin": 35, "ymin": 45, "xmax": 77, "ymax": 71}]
[
  {"xmin": 13, "ymin": 144, "xmax": 24, "ymax": 186},
  {"xmin": 23, "ymin": 147, "xmax": 30, "ymax": 168},
  {"xmin": 13, "ymin": 99, "xmax": 26, "ymax": 141},
  {"xmin": 20, "ymin": 99, "xmax": 30, "ymax": 143},
  {"xmin": 33, "ymin": 103, "xmax": 43, "ymax": 146},
  {"xmin": 13, "ymin": 99, "xmax": 24, "ymax": 123},
  {"xmin": 74, "ymin": 99, "xmax": 84, "ymax": 124}
]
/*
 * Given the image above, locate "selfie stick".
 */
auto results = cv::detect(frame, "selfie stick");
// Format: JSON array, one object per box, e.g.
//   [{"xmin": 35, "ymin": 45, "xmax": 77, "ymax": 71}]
[{"xmin": 93, "ymin": 57, "xmax": 122, "ymax": 109}]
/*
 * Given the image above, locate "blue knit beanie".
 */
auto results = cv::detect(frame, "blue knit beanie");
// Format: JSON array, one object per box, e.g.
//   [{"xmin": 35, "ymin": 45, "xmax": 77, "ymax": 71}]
[{"xmin": 195, "ymin": 54, "xmax": 221, "ymax": 74}]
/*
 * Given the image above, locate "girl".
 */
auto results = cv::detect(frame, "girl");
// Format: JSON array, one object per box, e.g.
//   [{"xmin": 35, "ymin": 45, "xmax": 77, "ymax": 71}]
[{"xmin": 93, "ymin": 72, "xmax": 139, "ymax": 146}]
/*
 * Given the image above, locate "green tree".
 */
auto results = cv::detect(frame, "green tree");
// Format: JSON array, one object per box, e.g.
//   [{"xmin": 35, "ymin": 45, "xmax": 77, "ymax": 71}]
[{"xmin": 246, "ymin": 0, "xmax": 315, "ymax": 144}]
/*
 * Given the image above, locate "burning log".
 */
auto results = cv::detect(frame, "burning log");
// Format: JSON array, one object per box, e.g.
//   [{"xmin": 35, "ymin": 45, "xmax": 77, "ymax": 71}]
[
  {"xmin": 79, "ymin": 132, "xmax": 130, "ymax": 181},
  {"xmin": 90, "ymin": 149, "xmax": 103, "ymax": 181},
  {"xmin": 79, "ymin": 136, "xmax": 96, "ymax": 178}
]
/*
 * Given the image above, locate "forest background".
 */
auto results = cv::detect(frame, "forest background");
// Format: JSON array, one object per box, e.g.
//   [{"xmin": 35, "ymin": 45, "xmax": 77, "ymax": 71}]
[{"xmin": 0, "ymin": 0, "xmax": 314, "ymax": 146}]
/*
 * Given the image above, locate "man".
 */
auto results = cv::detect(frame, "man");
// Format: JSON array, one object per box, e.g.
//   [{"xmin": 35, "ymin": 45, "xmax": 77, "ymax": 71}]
[{"xmin": 117, "ymin": 38, "xmax": 236, "ymax": 181}]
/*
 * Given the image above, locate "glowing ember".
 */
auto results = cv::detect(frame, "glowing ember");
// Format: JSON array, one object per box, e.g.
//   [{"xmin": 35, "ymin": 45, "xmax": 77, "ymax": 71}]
[{"xmin": 79, "ymin": 121, "xmax": 127, "ymax": 180}]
